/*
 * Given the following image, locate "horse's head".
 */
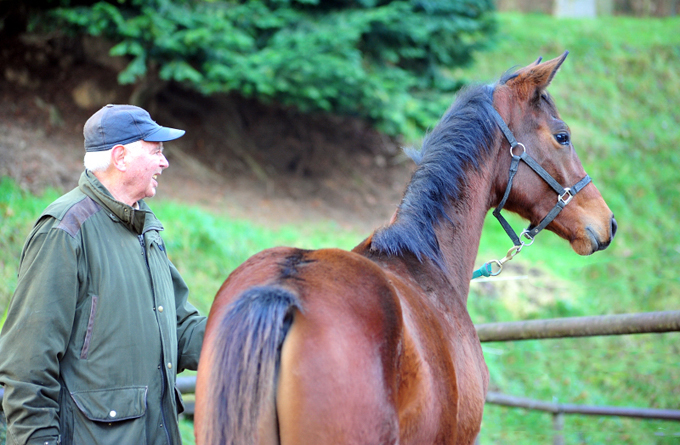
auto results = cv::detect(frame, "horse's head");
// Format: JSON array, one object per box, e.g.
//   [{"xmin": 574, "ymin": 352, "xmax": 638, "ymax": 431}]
[{"xmin": 491, "ymin": 52, "xmax": 616, "ymax": 255}]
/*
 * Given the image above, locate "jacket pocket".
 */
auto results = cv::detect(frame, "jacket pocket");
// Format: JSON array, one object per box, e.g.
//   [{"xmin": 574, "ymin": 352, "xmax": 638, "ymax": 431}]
[
  {"xmin": 79, "ymin": 294, "xmax": 98, "ymax": 359},
  {"xmin": 174, "ymin": 386, "xmax": 186, "ymax": 415},
  {"xmin": 68, "ymin": 386, "xmax": 148, "ymax": 445}
]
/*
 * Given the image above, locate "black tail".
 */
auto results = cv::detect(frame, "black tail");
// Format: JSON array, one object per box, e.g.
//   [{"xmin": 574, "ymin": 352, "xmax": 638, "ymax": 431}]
[{"xmin": 200, "ymin": 286, "xmax": 300, "ymax": 445}]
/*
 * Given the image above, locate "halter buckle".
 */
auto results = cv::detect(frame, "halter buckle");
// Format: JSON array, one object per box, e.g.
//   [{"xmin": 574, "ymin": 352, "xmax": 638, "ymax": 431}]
[{"xmin": 558, "ymin": 188, "xmax": 574, "ymax": 205}]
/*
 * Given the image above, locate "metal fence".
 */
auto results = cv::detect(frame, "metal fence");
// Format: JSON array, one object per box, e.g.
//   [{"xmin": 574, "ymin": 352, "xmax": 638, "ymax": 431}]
[
  {"xmin": 484, "ymin": 391, "xmax": 680, "ymax": 445},
  {"xmin": 477, "ymin": 310, "xmax": 680, "ymax": 444},
  {"xmin": 476, "ymin": 310, "xmax": 680, "ymax": 342}
]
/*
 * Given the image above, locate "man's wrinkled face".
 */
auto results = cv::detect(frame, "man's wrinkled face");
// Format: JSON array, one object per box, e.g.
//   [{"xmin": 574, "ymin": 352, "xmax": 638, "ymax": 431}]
[{"xmin": 124, "ymin": 140, "xmax": 169, "ymax": 202}]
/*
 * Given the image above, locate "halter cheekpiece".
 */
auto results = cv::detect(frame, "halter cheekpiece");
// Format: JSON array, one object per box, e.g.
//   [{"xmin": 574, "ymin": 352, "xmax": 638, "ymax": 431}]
[{"xmin": 471, "ymin": 107, "xmax": 591, "ymax": 279}]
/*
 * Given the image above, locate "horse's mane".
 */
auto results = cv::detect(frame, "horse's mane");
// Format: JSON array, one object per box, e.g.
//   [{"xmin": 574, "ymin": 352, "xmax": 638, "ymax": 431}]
[{"xmin": 370, "ymin": 82, "xmax": 501, "ymax": 265}]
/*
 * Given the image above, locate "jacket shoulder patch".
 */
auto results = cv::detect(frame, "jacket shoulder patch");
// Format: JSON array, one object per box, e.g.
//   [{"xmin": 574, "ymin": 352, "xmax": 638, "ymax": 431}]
[{"xmin": 57, "ymin": 197, "xmax": 101, "ymax": 237}]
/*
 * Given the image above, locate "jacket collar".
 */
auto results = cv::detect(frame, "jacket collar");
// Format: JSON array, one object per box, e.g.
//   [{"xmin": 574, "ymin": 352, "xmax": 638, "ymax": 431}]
[{"xmin": 79, "ymin": 170, "xmax": 164, "ymax": 235}]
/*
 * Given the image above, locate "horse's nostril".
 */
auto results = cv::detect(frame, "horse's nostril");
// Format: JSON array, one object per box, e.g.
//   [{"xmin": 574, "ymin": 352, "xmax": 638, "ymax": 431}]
[{"xmin": 611, "ymin": 216, "xmax": 618, "ymax": 238}]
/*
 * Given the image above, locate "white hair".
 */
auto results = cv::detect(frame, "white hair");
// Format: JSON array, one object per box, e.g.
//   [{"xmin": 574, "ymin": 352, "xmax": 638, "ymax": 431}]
[
  {"xmin": 83, "ymin": 140, "xmax": 147, "ymax": 172},
  {"xmin": 83, "ymin": 149, "xmax": 113, "ymax": 172}
]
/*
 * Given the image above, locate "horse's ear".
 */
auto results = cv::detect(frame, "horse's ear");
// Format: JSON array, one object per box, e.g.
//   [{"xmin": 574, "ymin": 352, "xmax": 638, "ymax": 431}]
[{"xmin": 506, "ymin": 51, "xmax": 568, "ymax": 95}]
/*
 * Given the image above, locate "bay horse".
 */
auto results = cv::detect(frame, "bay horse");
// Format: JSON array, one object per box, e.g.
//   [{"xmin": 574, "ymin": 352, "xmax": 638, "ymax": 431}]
[{"xmin": 194, "ymin": 52, "xmax": 616, "ymax": 445}]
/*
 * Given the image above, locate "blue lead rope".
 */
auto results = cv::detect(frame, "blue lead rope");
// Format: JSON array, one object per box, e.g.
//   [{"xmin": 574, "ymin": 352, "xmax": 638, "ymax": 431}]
[{"xmin": 471, "ymin": 262, "xmax": 493, "ymax": 280}]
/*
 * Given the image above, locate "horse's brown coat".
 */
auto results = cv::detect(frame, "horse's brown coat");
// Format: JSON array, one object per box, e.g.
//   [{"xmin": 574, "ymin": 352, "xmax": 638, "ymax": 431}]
[{"xmin": 195, "ymin": 53, "xmax": 615, "ymax": 445}]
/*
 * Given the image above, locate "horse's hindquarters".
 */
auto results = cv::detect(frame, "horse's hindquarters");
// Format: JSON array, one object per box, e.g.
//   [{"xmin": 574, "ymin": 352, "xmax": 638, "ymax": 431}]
[
  {"xmin": 196, "ymin": 247, "xmax": 405, "ymax": 445},
  {"xmin": 196, "ymin": 247, "xmax": 488, "ymax": 445},
  {"xmin": 276, "ymin": 307, "xmax": 400, "ymax": 444}
]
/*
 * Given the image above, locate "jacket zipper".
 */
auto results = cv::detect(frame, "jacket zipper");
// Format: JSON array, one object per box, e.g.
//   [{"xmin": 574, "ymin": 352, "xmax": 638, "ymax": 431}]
[
  {"xmin": 160, "ymin": 365, "xmax": 172, "ymax": 444},
  {"xmin": 140, "ymin": 233, "xmax": 173, "ymax": 444},
  {"xmin": 138, "ymin": 235, "xmax": 147, "ymax": 260}
]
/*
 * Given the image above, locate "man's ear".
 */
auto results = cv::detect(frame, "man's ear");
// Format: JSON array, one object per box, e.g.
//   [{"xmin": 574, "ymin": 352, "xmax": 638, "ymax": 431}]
[
  {"xmin": 505, "ymin": 51, "xmax": 568, "ymax": 99},
  {"xmin": 111, "ymin": 144, "xmax": 127, "ymax": 171}
]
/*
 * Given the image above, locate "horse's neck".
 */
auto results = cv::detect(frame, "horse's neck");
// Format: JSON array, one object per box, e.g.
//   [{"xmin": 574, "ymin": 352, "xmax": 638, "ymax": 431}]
[{"xmin": 434, "ymin": 163, "xmax": 495, "ymax": 305}]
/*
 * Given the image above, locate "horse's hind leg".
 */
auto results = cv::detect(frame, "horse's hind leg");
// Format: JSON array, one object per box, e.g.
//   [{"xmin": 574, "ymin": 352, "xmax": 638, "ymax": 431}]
[{"xmin": 275, "ymin": 315, "xmax": 400, "ymax": 445}]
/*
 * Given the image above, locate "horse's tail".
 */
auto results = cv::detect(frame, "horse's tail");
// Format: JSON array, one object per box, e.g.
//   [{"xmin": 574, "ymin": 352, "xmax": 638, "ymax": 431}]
[{"xmin": 200, "ymin": 285, "xmax": 301, "ymax": 445}]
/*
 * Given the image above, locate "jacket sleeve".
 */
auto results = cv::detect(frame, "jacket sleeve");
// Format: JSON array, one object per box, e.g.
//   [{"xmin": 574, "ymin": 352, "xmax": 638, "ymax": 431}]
[
  {"xmin": 0, "ymin": 219, "xmax": 79, "ymax": 445},
  {"xmin": 170, "ymin": 260, "xmax": 206, "ymax": 373}
]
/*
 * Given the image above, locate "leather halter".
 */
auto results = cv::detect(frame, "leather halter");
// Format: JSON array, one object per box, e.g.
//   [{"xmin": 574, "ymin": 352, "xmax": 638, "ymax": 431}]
[
  {"xmin": 471, "ymin": 107, "xmax": 591, "ymax": 280},
  {"xmin": 489, "ymin": 107, "xmax": 591, "ymax": 247}
]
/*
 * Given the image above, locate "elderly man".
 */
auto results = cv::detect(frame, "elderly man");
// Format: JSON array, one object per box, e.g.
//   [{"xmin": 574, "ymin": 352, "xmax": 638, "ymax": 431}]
[{"xmin": 0, "ymin": 105, "xmax": 206, "ymax": 445}]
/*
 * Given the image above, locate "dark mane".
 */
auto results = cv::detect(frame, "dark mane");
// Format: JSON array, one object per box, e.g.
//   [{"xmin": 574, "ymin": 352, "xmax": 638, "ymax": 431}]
[{"xmin": 370, "ymin": 83, "xmax": 499, "ymax": 264}]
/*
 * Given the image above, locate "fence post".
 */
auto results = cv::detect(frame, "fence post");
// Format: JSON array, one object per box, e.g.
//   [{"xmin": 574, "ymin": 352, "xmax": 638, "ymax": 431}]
[{"xmin": 552, "ymin": 411, "xmax": 564, "ymax": 445}]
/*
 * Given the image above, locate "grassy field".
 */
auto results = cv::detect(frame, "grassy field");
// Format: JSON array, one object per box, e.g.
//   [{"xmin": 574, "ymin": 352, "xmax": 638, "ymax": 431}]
[{"xmin": 1, "ymin": 11, "xmax": 679, "ymax": 445}]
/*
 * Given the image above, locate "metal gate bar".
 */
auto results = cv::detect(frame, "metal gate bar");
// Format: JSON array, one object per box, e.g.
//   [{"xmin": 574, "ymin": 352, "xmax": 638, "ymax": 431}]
[{"xmin": 476, "ymin": 310, "xmax": 680, "ymax": 342}]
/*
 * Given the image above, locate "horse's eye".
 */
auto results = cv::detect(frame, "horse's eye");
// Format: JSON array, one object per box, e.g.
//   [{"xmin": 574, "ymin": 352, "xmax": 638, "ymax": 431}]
[{"xmin": 554, "ymin": 132, "xmax": 570, "ymax": 145}]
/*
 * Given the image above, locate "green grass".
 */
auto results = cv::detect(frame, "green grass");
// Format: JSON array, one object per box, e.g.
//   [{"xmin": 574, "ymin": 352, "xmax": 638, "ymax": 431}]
[
  {"xmin": 1, "ymin": 11, "xmax": 680, "ymax": 445},
  {"xmin": 0, "ymin": 179, "xmax": 62, "ymax": 324}
]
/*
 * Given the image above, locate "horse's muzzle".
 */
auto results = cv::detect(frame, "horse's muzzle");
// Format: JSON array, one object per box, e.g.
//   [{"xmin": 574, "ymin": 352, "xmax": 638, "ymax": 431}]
[{"xmin": 587, "ymin": 215, "xmax": 617, "ymax": 252}]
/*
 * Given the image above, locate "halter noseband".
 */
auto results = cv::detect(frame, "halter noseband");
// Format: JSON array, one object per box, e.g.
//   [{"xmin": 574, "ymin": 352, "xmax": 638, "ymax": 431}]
[{"xmin": 471, "ymin": 107, "xmax": 591, "ymax": 280}]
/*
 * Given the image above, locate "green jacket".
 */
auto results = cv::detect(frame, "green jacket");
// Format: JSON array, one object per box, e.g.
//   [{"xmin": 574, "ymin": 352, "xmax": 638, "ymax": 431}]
[{"xmin": 0, "ymin": 171, "xmax": 206, "ymax": 445}]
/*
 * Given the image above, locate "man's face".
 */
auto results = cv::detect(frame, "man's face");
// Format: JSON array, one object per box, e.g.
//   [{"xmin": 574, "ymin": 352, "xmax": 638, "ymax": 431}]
[{"xmin": 124, "ymin": 140, "xmax": 169, "ymax": 202}]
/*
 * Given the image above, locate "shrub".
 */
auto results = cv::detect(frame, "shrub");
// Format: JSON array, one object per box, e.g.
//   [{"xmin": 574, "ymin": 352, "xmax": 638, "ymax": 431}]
[{"xmin": 36, "ymin": 0, "xmax": 496, "ymax": 137}]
